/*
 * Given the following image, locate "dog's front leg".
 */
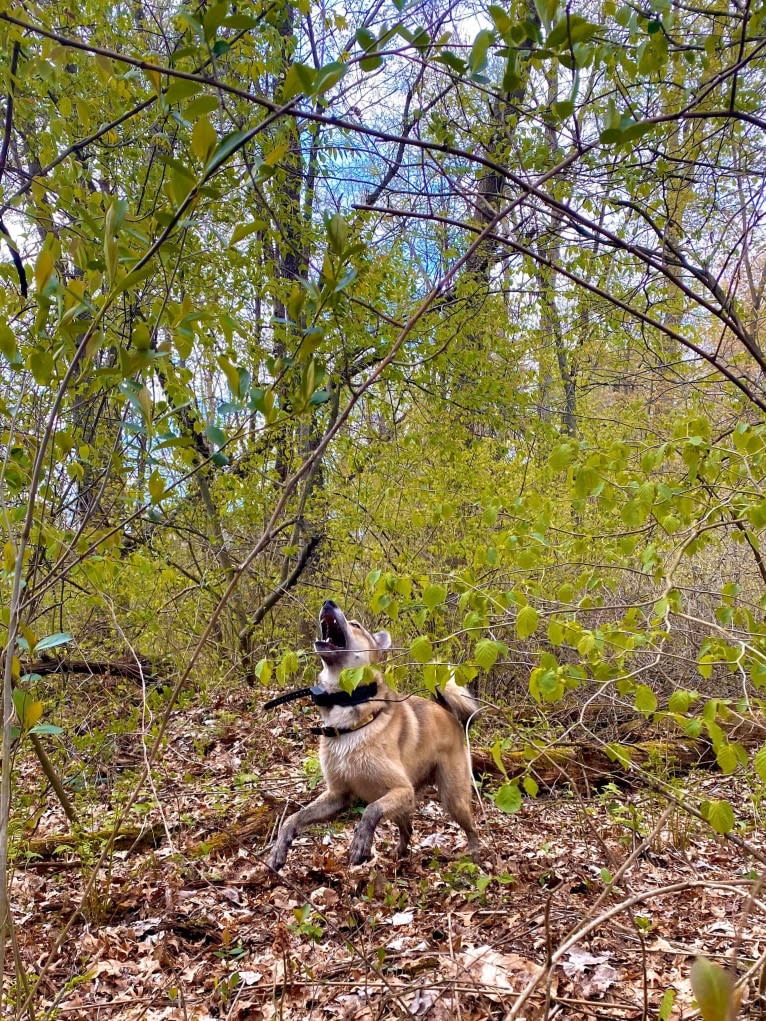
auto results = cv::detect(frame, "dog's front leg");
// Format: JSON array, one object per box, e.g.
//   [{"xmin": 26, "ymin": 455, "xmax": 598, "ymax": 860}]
[
  {"xmin": 349, "ymin": 786, "xmax": 415, "ymax": 865},
  {"xmin": 270, "ymin": 789, "xmax": 350, "ymax": 871}
]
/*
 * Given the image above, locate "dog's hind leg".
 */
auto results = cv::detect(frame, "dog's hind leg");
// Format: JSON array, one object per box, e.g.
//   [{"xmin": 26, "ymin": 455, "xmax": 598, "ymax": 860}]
[
  {"xmin": 394, "ymin": 816, "xmax": 413, "ymax": 858},
  {"xmin": 348, "ymin": 785, "xmax": 415, "ymax": 865},
  {"xmin": 437, "ymin": 757, "xmax": 480, "ymax": 859},
  {"xmin": 269, "ymin": 789, "xmax": 351, "ymax": 871}
]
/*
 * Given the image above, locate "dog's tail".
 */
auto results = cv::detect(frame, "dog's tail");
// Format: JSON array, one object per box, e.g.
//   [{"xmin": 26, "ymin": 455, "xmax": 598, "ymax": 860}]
[{"xmin": 435, "ymin": 679, "xmax": 480, "ymax": 729}]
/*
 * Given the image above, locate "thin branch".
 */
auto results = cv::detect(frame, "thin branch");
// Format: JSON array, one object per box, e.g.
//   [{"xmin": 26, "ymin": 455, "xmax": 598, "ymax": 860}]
[{"xmin": 355, "ymin": 203, "xmax": 766, "ymax": 414}]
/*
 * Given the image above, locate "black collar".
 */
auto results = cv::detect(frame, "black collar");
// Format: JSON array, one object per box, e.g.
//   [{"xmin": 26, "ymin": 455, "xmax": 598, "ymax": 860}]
[
  {"xmin": 264, "ymin": 680, "xmax": 378, "ymax": 712},
  {"xmin": 310, "ymin": 708, "xmax": 382, "ymax": 738}
]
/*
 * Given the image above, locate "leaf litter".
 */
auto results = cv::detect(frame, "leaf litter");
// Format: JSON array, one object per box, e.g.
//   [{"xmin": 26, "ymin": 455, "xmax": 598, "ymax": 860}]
[{"xmin": 7, "ymin": 684, "xmax": 766, "ymax": 1019}]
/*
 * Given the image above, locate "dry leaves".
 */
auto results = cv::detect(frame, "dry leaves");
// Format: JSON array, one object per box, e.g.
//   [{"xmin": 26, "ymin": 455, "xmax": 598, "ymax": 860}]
[{"xmin": 8, "ymin": 690, "xmax": 766, "ymax": 1019}]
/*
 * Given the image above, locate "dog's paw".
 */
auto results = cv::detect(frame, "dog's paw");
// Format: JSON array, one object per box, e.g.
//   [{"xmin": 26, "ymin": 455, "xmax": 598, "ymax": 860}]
[
  {"xmin": 348, "ymin": 835, "xmax": 373, "ymax": 865},
  {"xmin": 268, "ymin": 846, "xmax": 287, "ymax": 871},
  {"xmin": 349, "ymin": 848, "xmax": 373, "ymax": 866}
]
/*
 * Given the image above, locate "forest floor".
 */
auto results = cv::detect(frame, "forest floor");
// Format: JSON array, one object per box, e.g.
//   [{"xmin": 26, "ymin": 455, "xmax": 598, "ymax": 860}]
[{"xmin": 7, "ymin": 678, "xmax": 766, "ymax": 1020}]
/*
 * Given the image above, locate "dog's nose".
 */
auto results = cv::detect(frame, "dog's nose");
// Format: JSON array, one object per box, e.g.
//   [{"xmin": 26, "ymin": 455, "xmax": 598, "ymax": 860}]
[{"xmin": 323, "ymin": 599, "xmax": 337, "ymax": 610}]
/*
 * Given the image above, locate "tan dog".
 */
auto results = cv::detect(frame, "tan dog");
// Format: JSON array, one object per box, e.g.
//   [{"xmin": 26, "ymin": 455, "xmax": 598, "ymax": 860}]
[{"xmin": 269, "ymin": 600, "xmax": 480, "ymax": 869}]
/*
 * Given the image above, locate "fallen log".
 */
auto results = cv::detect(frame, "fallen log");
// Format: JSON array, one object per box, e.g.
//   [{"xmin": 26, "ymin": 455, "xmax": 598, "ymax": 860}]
[
  {"xmin": 471, "ymin": 729, "xmax": 760, "ymax": 790},
  {"xmin": 21, "ymin": 799, "xmax": 284, "ymax": 861},
  {"xmin": 23, "ymin": 656, "xmax": 165, "ymax": 684},
  {"xmin": 24, "ymin": 824, "xmax": 163, "ymax": 858},
  {"xmin": 186, "ymin": 803, "xmax": 278, "ymax": 857}
]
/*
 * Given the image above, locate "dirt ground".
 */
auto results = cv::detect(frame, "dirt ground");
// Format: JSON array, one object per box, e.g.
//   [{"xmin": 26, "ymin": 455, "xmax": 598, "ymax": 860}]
[{"xmin": 7, "ymin": 682, "xmax": 766, "ymax": 1019}]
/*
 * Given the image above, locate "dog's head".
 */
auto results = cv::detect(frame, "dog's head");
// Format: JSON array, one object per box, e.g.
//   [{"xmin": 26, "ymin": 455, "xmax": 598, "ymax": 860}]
[{"xmin": 315, "ymin": 600, "xmax": 391, "ymax": 675}]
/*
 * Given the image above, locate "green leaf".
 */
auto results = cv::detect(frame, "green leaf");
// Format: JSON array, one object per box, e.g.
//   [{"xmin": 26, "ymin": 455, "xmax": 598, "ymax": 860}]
[
  {"xmin": 551, "ymin": 100, "xmax": 574, "ymax": 119},
  {"xmin": 658, "ymin": 988, "xmax": 675, "ymax": 1021},
  {"xmin": 356, "ymin": 27, "xmax": 376, "ymax": 51},
  {"xmin": 204, "ymin": 130, "xmax": 250, "ymax": 175},
  {"xmin": 546, "ymin": 15, "xmax": 598, "ymax": 47},
  {"xmin": 490, "ymin": 738, "xmax": 508, "ymax": 776},
  {"xmin": 185, "ymin": 95, "xmax": 220, "ymax": 118},
  {"xmin": 263, "ymin": 140, "xmax": 289, "ymax": 168},
  {"xmin": 698, "ymin": 653, "xmax": 715, "ymax": 679},
  {"xmin": 547, "ymin": 617, "xmax": 563, "ymax": 645},
  {"xmin": 550, "ymin": 442, "xmax": 576, "ymax": 471},
  {"xmin": 489, "ymin": 5, "xmax": 512, "ymax": 33},
  {"xmin": 104, "ymin": 199, "xmax": 120, "ymax": 286},
  {"xmin": 716, "ymin": 743, "xmax": 737, "ymax": 775},
  {"xmin": 469, "ymin": 29, "xmax": 494, "ymax": 74},
  {"xmin": 313, "ymin": 61, "xmax": 348, "ymax": 95},
  {"xmin": 29, "ymin": 350, "xmax": 54, "ymax": 386},
  {"xmin": 12, "ymin": 689, "xmax": 43, "ymax": 730},
  {"xmin": 145, "ymin": 67, "xmax": 162, "ymax": 93},
  {"xmin": 577, "ymin": 632, "xmax": 595, "ymax": 656},
  {"xmin": 523, "ymin": 775, "xmax": 539, "ymax": 797},
  {"xmin": 753, "ymin": 743, "xmax": 766, "ymax": 783},
  {"xmin": 634, "ymin": 683, "xmax": 657, "ymax": 717},
  {"xmin": 705, "ymin": 800, "xmax": 735, "ymax": 835},
  {"xmin": 668, "ymin": 689, "xmax": 696, "ymax": 713},
  {"xmin": 223, "ymin": 13, "xmax": 262, "ymax": 29},
  {"xmin": 113, "ymin": 261, "xmax": 154, "ymax": 296},
  {"xmin": 282, "ymin": 62, "xmax": 316, "ymax": 100},
  {"xmin": 494, "ymin": 782, "xmax": 522, "ymax": 814},
  {"xmin": 0, "ymin": 320, "xmax": 17, "ymax": 361},
  {"xmin": 690, "ymin": 957, "xmax": 736, "ymax": 1021},
  {"xmin": 192, "ymin": 116, "xmax": 217, "ymax": 163},
  {"xmin": 360, "ymin": 54, "xmax": 383, "ymax": 71},
  {"xmin": 410, "ymin": 636, "xmax": 433, "ymax": 663},
  {"xmin": 474, "ymin": 638, "xmax": 507, "ymax": 671},
  {"xmin": 423, "ymin": 583, "xmax": 447, "ymax": 610},
  {"xmin": 218, "ymin": 354, "xmax": 242, "ymax": 397},
  {"xmin": 148, "ymin": 469, "xmax": 165, "ymax": 504},
  {"xmin": 33, "ymin": 632, "xmax": 73, "ymax": 652},
  {"xmin": 254, "ymin": 658, "xmax": 272, "ymax": 685},
  {"xmin": 205, "ymin": 423, "xmax": 226, "ymax": 448},
  {"xmin": 166, "ymin": 78, "xmax": 203, "ymax": 104},
  {"xmin": 137, "ymin": 386, "xmax": 153, "ymax": 427},
  {"xmin": 28, "ymin": 723, "xmax": 64, "ymax": 736},
  {"xmin": 435, "ymin": 51, "xmax": 467, "ymax": 74},
  {"xmin": 326, "ymin": 212, "xmax": 350, "ymax": 254},
  {"xmin": 276, "ymin": 650, "xmax": 299, "ymax": 683},
  {"xmin": 537, "ymin": 668, "xmax": 564, "ymax": 702},
  {"xmin": 516, "ymin": 605, "xmax": 539, "ymax": 640},
  {"xmin": 35, "ymin": 248, "xmax": 55, "ymax": 292},
  {"xmin": 605, "ymin": 743, "xmax": 632, "ymax": 766},
  {"xmin": 339, "ymin": 665, "xmax": 366, "ymax": 694}
]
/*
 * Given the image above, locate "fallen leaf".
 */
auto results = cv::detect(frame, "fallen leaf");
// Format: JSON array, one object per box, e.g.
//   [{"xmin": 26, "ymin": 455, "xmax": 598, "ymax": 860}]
[
  {"xmin": 391, "ymin": 910, "xmax": 414, "ymax": 926},
  {"xmin": 563, "ymin": 947, "xmax": 610, "ymax": 976}
]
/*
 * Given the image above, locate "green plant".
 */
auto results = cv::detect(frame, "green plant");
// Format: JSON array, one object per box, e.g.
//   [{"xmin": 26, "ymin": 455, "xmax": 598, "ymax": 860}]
[
  {"xmin": 440, "ymin": 860, "xmax": 515, "ymax": 903},
  {"xmin": 301, "ymin": 754, "xmax": 323, "ymax": 791},
  {"xmin": 289, "ymin": 904, "xmax": 325, "ymax": 942}
]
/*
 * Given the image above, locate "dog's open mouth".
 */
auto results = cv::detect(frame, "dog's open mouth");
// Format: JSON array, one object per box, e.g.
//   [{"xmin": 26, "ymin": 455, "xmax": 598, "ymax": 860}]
[{"xmin": 319, "ymin": 610, "xmax": 347, "ymax": 650}]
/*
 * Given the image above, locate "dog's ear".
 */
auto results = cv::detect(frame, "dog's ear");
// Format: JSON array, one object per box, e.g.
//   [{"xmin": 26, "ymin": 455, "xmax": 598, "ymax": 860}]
[{"xmin": 373, "ymin": 630, "xmax": 392, "ymax": 652}]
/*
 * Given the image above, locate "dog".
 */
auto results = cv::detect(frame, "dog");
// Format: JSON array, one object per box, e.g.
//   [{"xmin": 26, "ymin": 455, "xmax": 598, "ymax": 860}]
[{"xmin": 269, "ymin": 600, "xmax": 480, "ymax": 869}]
